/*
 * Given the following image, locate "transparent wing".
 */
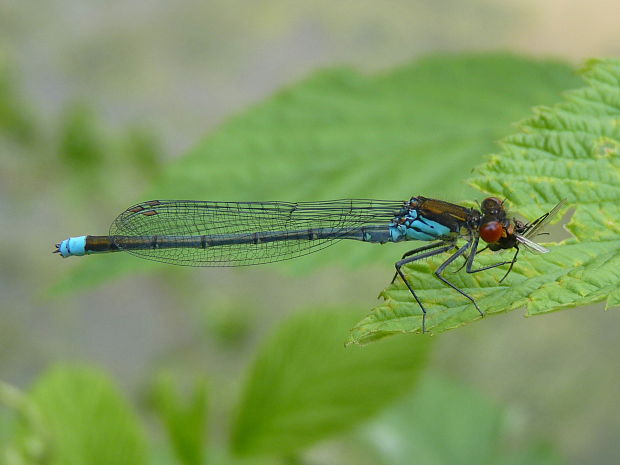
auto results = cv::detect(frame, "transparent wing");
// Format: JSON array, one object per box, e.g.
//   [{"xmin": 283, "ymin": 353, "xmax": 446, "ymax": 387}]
[
  {"xmin": 523, "ymin": 199, "xmax": 567, "ymax": 239},
  {"xmin": 514, "ymin": 233, "xmax": 549, "ymax": 254},
  {"xmin": 109, "ymin": 199, "xmax": 403, "ymax": 266}
]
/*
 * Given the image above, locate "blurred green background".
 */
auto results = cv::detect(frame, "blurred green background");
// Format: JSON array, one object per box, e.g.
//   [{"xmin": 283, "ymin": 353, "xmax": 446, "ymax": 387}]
[{"xmin": 1, "ymin": 2, "xmax": 619, "ymax": 464}]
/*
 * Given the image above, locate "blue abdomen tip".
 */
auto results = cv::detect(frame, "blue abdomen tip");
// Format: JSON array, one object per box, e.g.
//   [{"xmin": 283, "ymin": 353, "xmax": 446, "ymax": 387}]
[{"xmin": 58, "ymin": 236, "xmax": 87, "ymax": 257}]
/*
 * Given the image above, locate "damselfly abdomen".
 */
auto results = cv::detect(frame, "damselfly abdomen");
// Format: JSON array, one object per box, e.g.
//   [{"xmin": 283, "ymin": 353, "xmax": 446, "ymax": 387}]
[{"xmin": 55, "ymin": 197, "xmax": 563, "ymax": 332}]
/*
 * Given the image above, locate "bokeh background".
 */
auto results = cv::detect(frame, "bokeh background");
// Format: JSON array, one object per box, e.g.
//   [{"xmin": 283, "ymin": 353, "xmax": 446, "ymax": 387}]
[{"xmin": 1, "ymin": 1, "xmax": 620, "ymax": 464}]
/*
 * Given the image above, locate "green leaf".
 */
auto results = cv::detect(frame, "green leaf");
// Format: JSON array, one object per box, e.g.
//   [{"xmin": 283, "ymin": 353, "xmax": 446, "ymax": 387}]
[
  {"xmin": 230, "ymin": 308, "xmax": 432, "ymax": 456},
  {"xmin": 151, "ymin": 373, "xmax": 208, "ymax": 465},
  {"xmin": 496, "ymin": 443, "xmax": 564, "ymax": 465},
  {"xmin": 152, "ymin": 54, "xmax": 577, "ymax": 201},
  {"xmin": 57, "ymin": 53, "xmax": 581, "ymax": 289},
  {"xmin": 57, "ymin": 103, "xmax": 106, "ymax": 171},
  {"xmin": 121, "ymin": 126, "xmax": 163, "ymax": 178},
  {"xmin": 363, "ymin": 375, "xmax": 565, "ymax": 465},
  {"xmin": 349, "ymin": 58, "xmax": 620, "ymax": 343},
  {"xmin": 0, "ymin": 381, "xmax": 50, "ymax": 465},
  {"xmin": 27, "ymin": 365, "xmax": 147, "ymax": 465},
  {"xmin": 0, "ymin": 57, "xmax": 37, "ymax": 146},
  {"xmin": 364, "ymin": 375, "xmax": 504, "ymax": 465}
]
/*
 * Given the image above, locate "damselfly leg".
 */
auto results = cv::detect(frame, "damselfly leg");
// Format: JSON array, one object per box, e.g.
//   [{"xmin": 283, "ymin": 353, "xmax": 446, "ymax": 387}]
[
  {"xmin": 434, "ymin": 239, "xmax": 484, "ymax": 318},
  {"xmin": 393, "ymin": 242, "xmax": 455, "ymax": 333},
  {"xmin": 453, "ymin": 244, "xmax": 488, "ymax": 273},
  {"xmin": 390, "ymin": 242, "xmax": 451, "ymax": 284},
  {"xmin": 392, "ymin": 237, "xmax": 493, "ymax": 333},
  {"xmin": 464, "ymin": 235, "xmax": 516, "ymax": 275},
  {"xmin": 453, "ymin": 236, "xmax": 518, "ymax": 278},
  {"xmin": 498, "ymin": 248, "xmax": 519, "ymax": 283}
]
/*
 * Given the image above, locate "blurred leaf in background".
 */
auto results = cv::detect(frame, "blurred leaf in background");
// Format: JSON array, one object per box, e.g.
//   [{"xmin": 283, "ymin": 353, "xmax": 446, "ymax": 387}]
[
  {"xmin": 55, "ymin": 103, "xmax": 163, "ymax": 201},
  {"xmin": 57, "ymin": 53, "xmax": 582, "ymax": 292},
  {"xmin": 0, "ymin": 56, "xmax": 37, "ymax": 147},
  {"xmin": 0, "ymin": 381, "xmax": 50, "ymax": 465},
  {"xmin": 0, "ymin": 316, "xmax": 569, "ymax": 465},
  {"xmin": 57, "ymin": 102, "xmax": 106, "ymax": 173},
  {"xmin": 121, "ymin": 126, "xmax": 163, "ymax": 180},
  {"xmin": 147, "ymin": 54, "xmax": 579, "ymax": 202},
  {"xmin": 18, "ymin": 365, "xmax": 147, "ymax": 465},
  {"xmin": 151, "ymin": 373, "xmax": 208, "ymax": 465},
  {"xmin": 230, "ymin": 307, "xmax": 431, "ymax": 457},
  {"xmin": 199, "ymin": 299, "xmax": 257, "ymax": 347},
  {"xmin": 0, "ymin": 57, "xmax": 163, "ymax": 211},
  {"xmin": 364, "ymin": 374, "xmax": 565, "ymax": 465},
  {"xmin": 350, "ymin": 58, "xmax": 620, "ymax": 342}
]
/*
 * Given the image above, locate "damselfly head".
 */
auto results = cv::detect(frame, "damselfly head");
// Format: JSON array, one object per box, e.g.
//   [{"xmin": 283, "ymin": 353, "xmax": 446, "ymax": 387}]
[
  {"xmin": 480, "ymin": 200, "xmax": 565, "ymax": 253},
  {"xmin": 478, "ymin": 197, "xmax": 512, "ymax": 248},
  {"xmin": 478, "ymin": 198, "xmax": 539, "ymax": 252},
  {"xmin": 480, "ymin": 197, "xmax": 506, "ymax": 218}
]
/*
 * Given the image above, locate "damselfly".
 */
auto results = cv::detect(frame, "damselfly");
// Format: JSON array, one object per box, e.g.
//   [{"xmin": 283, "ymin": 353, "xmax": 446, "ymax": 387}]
[{"xmin": 55, "ymin": 197, "xmax": 564, "ymax": 332}]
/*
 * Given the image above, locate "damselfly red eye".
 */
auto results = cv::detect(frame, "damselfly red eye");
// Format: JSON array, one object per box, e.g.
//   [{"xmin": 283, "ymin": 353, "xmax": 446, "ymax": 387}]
[{"xmin": 480, "ymin": 221, "xmax": 503, "ymax": 243}]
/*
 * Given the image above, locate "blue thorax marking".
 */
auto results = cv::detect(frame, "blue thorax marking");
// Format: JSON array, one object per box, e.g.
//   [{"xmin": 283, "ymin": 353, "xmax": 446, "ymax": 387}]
[{"xmin": 389, "ymin": 209, "xmax": 452, "ymax": 242}]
